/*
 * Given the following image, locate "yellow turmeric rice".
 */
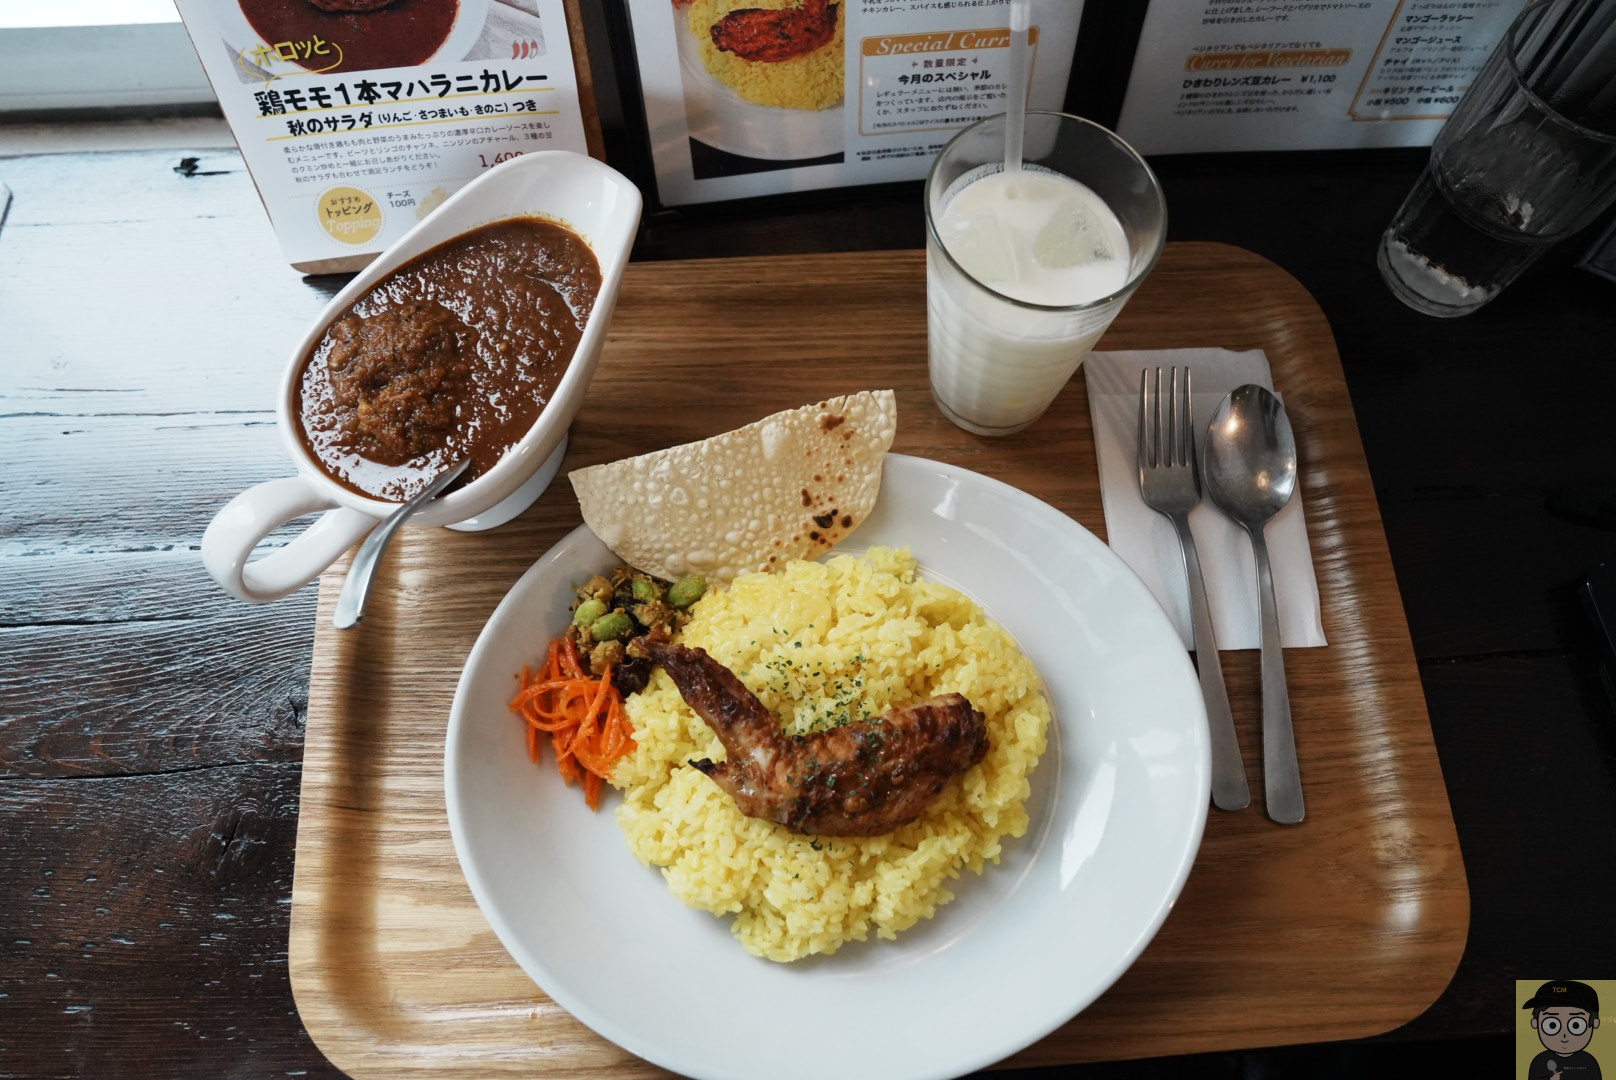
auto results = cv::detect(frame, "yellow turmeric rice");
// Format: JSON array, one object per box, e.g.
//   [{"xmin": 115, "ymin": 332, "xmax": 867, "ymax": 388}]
[
  {"xmin": 686, "ymin": 0, "xmax": 845, "ymax": 111},
  {"xmin": 611, "ymin": 547, "xmax": 1051, "ymax": 962}
]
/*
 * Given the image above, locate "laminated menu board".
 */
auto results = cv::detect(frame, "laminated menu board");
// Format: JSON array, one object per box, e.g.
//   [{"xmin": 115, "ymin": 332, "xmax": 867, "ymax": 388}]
[
  {"xmin": 1115, "ymin": 0, "xmax": 1519, "ymax": 154},
  {"xmin": 623, "ymin": 0, "xmax": 1084, "ymax": 207},
  {"xmin": 175, "ymin": 0, "xmax": 600, "ymax": 272}
]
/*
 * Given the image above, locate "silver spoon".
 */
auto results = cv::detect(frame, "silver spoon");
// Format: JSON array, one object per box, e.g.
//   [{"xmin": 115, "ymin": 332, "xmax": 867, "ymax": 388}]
[
  {"xmin": 1202, "ymin": 385, "xmax": 1304, "ymax": 825},
  {"xmin": 332, "ymin": 459, "xmax": 470, "ymax": 629}
]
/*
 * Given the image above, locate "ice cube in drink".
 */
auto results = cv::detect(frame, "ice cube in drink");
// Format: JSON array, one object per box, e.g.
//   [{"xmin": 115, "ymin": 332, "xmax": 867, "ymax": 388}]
[{"xmin": 937, "ymin": 166, "xmax": 1128, "ymax": 304}]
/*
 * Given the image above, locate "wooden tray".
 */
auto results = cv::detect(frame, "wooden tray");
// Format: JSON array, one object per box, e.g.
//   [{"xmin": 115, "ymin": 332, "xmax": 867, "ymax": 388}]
[{"xmin": 288, "ymin": 243, "xmax": 1469, "ymax": 1077}]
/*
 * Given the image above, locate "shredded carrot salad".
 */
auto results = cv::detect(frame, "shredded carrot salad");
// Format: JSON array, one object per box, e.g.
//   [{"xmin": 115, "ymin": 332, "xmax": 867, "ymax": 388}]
[{"xmin": 509, "ymin": 636, "xmax": 636, "ymax": 809}]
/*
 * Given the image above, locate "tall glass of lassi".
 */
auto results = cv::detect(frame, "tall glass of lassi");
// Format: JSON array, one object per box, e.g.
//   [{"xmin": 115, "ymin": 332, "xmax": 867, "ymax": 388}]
[{"xmin": 925, "ymin": 111, "xmax": 1166, "ymax": 435}]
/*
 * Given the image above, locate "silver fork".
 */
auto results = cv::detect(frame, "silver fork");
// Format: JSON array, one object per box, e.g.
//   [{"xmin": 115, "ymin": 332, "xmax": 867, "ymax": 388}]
[{"xmin": 1138, "ymin": 367, "xmax": 1251, "ymax": 812}]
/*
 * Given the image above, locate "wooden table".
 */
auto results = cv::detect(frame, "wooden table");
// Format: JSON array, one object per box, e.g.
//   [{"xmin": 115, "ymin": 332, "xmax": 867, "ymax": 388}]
[{"xmin": 4, "ymin": 133, "xmax": 1615, "ymax": 1078}]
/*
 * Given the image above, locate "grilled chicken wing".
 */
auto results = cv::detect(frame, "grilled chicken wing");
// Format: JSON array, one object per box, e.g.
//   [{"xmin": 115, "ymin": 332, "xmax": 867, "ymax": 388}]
[
  {"xmin": 644, "ymin": 639, "xmax": 989, "ymax": 836},
  {"xmin": 709, "ymin": 0, "xmax": 838, "ymax": 63}
]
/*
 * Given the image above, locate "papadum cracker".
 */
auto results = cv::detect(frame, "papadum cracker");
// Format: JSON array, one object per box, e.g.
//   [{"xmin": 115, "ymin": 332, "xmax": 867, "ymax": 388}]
[{"xmin": 569, "ymin": 390, "xmax": 896, "ymax": 583}]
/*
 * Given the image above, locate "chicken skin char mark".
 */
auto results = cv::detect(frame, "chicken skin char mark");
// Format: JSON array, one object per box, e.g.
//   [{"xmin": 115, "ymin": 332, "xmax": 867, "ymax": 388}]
[
  {"xmin": 642, "ymin": 639, "xmax": 989, "ymax": 837},
  {"xmin": 708, "ymin": 0, "xmax": 838, "ymax": 64}
]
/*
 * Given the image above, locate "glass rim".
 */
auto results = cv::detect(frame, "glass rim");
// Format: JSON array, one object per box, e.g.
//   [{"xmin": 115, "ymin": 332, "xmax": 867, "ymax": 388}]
[
  {"xmin": 923, "ymin": 110, "xmax": 1169, "ymax": 314},
  {"xmin": 1504, "ymin": 0, "xmax": 1616, "ymax": 145}
]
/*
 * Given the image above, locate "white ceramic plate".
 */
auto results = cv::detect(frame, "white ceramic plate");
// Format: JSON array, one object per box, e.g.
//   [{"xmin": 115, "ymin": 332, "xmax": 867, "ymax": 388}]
[
  {"xmin": 674, "ymin": 5, "xmax": 843, "ymax": 162},
  {"xmin": 444, "ymin": 453, "xmax": 1210, "ymax": 1080}
]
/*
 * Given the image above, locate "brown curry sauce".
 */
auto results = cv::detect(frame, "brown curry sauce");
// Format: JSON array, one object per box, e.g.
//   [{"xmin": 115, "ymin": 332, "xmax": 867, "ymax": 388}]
[{"xmin": 295, "ymin": 217, "xmax": 601, "ymax": 501}]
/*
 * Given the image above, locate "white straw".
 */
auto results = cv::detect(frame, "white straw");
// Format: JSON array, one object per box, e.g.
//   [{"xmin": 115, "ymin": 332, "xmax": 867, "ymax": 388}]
[{"xmin": 1004, "ymin": 0, "xmax": 1031, "ymax": 182}]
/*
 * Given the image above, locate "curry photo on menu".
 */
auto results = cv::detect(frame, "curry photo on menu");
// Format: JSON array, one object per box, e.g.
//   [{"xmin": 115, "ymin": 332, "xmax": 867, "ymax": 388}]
[
  {"xmin": 673, "ymin": 0, "xmax": 847, "ymax": 171},
  {"xmin": 232, "ymin": 0, "xmax": 486, "ymax": 76}
]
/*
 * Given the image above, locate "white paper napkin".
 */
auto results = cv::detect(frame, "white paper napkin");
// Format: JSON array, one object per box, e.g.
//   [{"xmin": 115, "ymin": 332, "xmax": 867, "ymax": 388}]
[{"xmin": 1083, "ymin": 348, "xmax": 1327, "ymax": 652}]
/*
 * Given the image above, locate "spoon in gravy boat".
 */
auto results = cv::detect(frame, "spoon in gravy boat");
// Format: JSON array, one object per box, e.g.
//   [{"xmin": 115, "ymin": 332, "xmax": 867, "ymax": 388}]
[{"xmin": 332, "ymin": 459, "xmax": 470, "ymax": 629}]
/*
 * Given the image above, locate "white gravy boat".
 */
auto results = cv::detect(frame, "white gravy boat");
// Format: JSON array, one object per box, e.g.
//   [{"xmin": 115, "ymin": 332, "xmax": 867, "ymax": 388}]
[{"xmin": 202, "ymin": 151, "xmax": 641, "ymax": 603}]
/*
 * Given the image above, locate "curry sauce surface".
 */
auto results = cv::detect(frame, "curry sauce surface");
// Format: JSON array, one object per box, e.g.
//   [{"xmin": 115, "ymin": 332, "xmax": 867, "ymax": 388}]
[{"xmin": 296, "ymin": 217, "xmax": 600, "ymax": 501}]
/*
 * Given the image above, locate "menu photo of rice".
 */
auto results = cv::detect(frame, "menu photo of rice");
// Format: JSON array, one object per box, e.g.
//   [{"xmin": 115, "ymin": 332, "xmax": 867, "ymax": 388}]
[{"xmin": 673, "ymin": 0, "xmax": 846, "ymax": 170}]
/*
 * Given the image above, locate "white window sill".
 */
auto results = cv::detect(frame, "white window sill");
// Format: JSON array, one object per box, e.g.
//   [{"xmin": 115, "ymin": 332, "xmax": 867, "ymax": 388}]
[
  {"xmin": 0, "ymin": 2, "xmax": 214, "ymax": 116},
  {"xmin": 0, "ymin": 114, "xmax": 234, "ymax": 156}
]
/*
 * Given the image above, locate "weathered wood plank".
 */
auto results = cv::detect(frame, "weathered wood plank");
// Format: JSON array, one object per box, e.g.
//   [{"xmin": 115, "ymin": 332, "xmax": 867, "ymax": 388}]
[
  {"xmin": 0, "ymin": 223, "xmax": 336, "ymax": 415},
  {"xmin": 0, "ymin": 415, "xmax": 307, "ymax": 556},
  {"xmin": 0, "ymin": 551, "xmax": 241, "ymax": 625},
  {"xmin": 0, "ymin": 763, "xmax": 344, "ymax": 1080},
  {"xmin": 0, "ymin": 148, "xmax": 345, "ymax": 426},
  {"xmin": 0, "ymin": 148, "xmax": 255, "ymax": 228},
  {"xmin": 0, "ymin": 582, "xmax": 313, "ymax": 779}
]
